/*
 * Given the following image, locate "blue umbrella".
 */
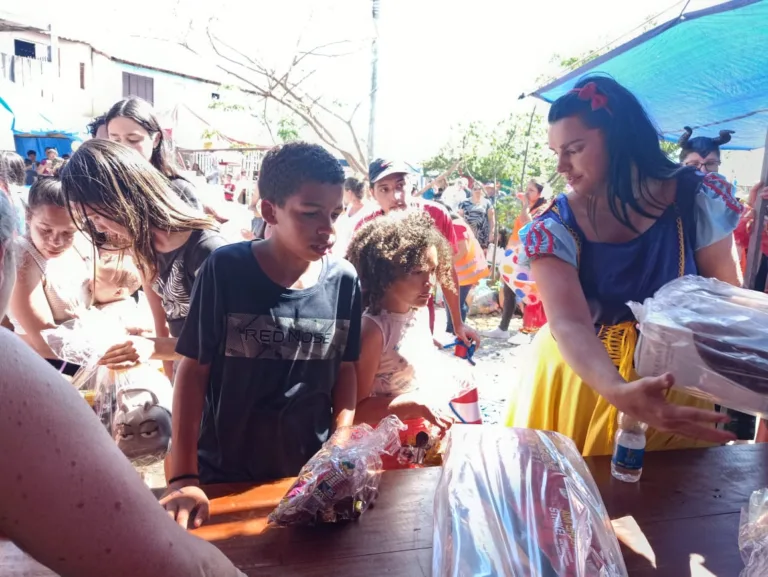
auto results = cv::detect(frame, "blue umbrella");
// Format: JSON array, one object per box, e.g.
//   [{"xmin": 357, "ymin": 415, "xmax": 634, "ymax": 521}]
[{"xmin": 530, "ymin": 0, "xmax": 768, "ymax": 151}]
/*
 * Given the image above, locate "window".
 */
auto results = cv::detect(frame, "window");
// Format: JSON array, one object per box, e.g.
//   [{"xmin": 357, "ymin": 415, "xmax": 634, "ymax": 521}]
[
  {"xmin": 79, "ymin": 63, "xmax": 85, "ymax": 89},
  {"xmin": 13, "ymin": 39, "xmax": 36, "ymax": 59},
  {"xmin": 122, "ymin": 72, "xmax": 154, "ymax": 105}
]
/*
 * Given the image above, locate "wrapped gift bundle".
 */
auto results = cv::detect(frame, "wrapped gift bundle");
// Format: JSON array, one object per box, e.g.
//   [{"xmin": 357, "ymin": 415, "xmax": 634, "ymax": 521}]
[
  {"xmin": 630, "ymin": 275, "xmax": 768, "ymax": 417},
  {"xmin": 268, "ymin": 415, "xmax": 406, "ymax": 526},
  {"xmin": 433, "ymin": 426, "xmax": 627, "ymax": 577}
]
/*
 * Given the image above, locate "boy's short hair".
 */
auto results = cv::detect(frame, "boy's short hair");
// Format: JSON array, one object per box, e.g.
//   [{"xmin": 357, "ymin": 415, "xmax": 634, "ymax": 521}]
[{"xmin": 258, "ymin": 142, "xmax": 344, "ymax": 206}]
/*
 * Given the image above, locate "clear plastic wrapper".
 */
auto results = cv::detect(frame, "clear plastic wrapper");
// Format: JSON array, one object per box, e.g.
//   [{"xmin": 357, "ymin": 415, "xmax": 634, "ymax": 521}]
[
  {"xmin": 433, "ymin": 426, "xmax": 628, "ymax": 577},
  {"xmin": 42, "ymin": 310, "xmax": 172, "ymax": 467},
  {"xmin": 629, "ymin": 275, "xmax": 768, "ymax": 417},
  {"xmin": 740, "ymin": 488, "xmax": 768, "ymax": 576},
  {"xmin": 268, "ymin": 415, "xmax": 406, "ymax": 526}
]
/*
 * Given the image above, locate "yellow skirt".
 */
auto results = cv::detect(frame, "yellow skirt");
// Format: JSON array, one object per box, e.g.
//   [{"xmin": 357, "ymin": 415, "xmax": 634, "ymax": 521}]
[{"xmin": 505, "ymin": 322, "xmax": 716, "ymax": 456}]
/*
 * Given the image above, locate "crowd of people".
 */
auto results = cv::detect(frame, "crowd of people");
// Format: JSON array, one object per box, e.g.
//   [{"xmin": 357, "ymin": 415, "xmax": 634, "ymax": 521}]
[{"xmin": 0, "ymin": 74, "xmax": 766, "ymax": 576}]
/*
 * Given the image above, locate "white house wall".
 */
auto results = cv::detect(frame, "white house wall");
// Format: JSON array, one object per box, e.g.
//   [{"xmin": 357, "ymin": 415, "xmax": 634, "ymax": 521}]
[
  {"xmin": 0, "ymin": 29, "xmax": 93, "ymax": 120},
  {"xmin": 92, "ymin": 53, "xmax": 222, "ymax": 118}
]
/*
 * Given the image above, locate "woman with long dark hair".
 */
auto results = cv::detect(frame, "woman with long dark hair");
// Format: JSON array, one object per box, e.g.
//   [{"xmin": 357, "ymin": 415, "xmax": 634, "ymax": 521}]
[
  {"xmin": 59, "ymin": 140, "xmax": 227, "ymax": 377},
  {"xmin": 106, "ymin": 97, "xmax": 201, "ymax": 209},
  {"xmin": 506, "ymin": 76, "xmax": 742, "ymax": 455}
]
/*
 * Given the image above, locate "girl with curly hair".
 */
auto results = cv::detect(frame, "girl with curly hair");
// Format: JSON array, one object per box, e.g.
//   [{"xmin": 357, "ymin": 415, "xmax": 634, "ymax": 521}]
[{"xmin": 347, "ymin": 211, "xmax": 463, "ymax": 468}]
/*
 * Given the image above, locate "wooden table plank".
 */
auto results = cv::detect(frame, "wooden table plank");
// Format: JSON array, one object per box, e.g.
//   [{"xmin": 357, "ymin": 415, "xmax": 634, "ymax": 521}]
[
  {"xmin": 243, "ymin": 549, "xmax": 432, "ymax": 577},
  {"xmin": 619, "ymin": 513, "xmax": 742, "ymax": 577},
  {"xmin": 195, "ymin": 468, "xmax": 438, "ymax": 569},
  {"xmin": 586, "ymin": 444, "xmax": 768, "ymax": 524},
  {"xmin": 3, "ymin": 443, "xmax": 766, "ymax": 576}
]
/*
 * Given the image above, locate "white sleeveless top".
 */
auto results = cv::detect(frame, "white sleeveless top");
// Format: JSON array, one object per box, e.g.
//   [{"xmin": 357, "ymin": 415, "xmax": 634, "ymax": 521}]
[
  {"xmin": 364, "ymin": 307, "xmax": 434, "ymax": 397},
  {"xmin": 11, "ymin": 236, "xmax": 93, "ymax": 334}
]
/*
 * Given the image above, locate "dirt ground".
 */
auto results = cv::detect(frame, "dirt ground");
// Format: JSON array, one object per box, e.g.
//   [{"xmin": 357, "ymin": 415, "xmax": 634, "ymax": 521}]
[{"xmin": 432, "ymin": 308, "xmax": 532, "ymax": 425}]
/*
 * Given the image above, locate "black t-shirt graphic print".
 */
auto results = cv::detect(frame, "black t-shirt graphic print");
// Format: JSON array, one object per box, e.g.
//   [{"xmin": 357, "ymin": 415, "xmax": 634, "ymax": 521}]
[{"xmin": 176, "ymin": 241, "xmax": 363, "ymax": 484}]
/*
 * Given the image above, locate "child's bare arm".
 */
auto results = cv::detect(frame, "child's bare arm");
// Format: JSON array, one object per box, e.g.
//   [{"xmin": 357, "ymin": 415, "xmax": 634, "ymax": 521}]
[{"xmin": 160, "ymin": 356, "xmax": 210, "ymax": 528}]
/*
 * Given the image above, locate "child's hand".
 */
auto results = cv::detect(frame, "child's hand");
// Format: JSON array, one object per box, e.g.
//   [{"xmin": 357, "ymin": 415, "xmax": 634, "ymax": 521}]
[
  {"xmin": 416, "ymin": 403, "xmax": 456, "ymax": 433},
  {"xmin": 159, "ymin": 483, "xmax": 210, "ymax": 530},
  {"xmin": 98, "ymin": 337, "xmax": 155, "ymax": 369}
]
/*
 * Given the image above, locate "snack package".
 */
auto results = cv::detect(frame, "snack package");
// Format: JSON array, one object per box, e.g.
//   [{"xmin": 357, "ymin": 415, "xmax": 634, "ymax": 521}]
[
  {"xmin": 629, "ymin": 275, "xmax": 768, "ymax": 417},
  {"xmin": 268, "ymin": 415, "xmax": 406, "ymax": 526},
  {"xmin": 433, "ymin": 426, "xmax": 627, "ymax": 577},
  {"xmin": 42, "ymin": 310, "xmax": 172, "ymax": 467},
  {"xmin": 740, "ymin": 488, "xmax": 768, "ymax": 576}
]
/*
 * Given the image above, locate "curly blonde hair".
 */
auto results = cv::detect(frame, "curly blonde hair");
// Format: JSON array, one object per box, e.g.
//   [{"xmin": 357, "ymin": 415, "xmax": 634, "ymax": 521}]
[{"xmin": 347, "ymin": 211, "xmax": 454, "ymax": 313}]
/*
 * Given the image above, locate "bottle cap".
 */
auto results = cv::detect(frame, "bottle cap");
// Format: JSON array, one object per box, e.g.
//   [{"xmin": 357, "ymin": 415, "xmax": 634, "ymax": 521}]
[{"xmin": 618, "ymin": 412, "xmax": 647, "ymax": 431}]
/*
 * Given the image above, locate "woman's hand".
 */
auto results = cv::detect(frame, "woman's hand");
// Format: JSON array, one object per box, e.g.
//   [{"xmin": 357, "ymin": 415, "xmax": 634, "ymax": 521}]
[
  {"xmin": 98, "ymin": 337, "xmax": 155, "ymax": 369},
  {"xmin": 606, "ymin": 373, "xmax": 735, "ymax": 444},
  {"xmin": 159, "ymin": 482, "xmax": 210, "ymax": 530}
]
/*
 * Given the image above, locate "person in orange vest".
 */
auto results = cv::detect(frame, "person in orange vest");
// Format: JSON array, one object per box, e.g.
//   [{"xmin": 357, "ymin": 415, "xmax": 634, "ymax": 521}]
[{"xmin": 437, "ymin": 202, "xmax": 489, "ymax": 335}]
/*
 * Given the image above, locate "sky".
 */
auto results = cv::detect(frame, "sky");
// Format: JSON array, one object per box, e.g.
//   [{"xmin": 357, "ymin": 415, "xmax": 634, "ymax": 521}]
[{"xmin": 24, "ymin": 0, "xmax": 764, "ymax": 181}]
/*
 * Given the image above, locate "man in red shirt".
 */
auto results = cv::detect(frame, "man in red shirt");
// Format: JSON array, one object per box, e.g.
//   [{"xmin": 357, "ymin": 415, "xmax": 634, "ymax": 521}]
[{"xmin": 357, "ymin": 159, "xmax": 480, "ymax": 346}]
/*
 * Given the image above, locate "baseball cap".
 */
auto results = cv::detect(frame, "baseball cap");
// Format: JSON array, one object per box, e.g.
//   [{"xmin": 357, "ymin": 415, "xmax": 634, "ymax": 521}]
[{"xmin": 369, "ymin": 158, "xmax": 412, "ymax": 184}]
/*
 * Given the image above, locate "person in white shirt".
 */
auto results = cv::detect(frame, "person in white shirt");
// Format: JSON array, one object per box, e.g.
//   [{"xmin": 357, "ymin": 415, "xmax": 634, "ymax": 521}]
[{"xmin": 333, "ymin": 177, "xmax": 371, "ymax": 257}]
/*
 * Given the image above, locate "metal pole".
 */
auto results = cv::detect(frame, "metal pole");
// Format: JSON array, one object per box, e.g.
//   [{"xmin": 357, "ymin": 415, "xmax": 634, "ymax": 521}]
[
  {"xmin": 744, "ymin": 128, "xmax": 768, "ymax": 290},
  {"xmin": 367, "ymin": 0, "xmax": 380, "ymax": 163},
  {"xmin": 48, "ymin": 23, "xmax": 59, "ymax": 104},
  {"xmin": 519, "ymin": 106, "xmax": 537, "ymax": 188}
]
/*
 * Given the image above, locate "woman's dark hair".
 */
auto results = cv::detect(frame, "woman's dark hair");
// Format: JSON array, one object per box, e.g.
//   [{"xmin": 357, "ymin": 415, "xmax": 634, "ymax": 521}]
[
  {"xmin": 105, "ymin": 97, "xmax": 181, "ymax": 179},
  {"xmin": 530, "ymin": 180, "xmax": 544, "ymax": 195},
  {"xmin": 0, "ymin": 151, "xmax": 25, "ymax": 188},
  {"xmin": 346, "ymin": 211, "xmax": 454, "ymax": 314},
  {"xmin": 28, "ymin": 177, "xmax": 66, "ymax": 210},
  {"xmin": 87, "ymin": 114, "xmax": 108, "ymax": 138},
  {"xmin": 678, "ymin": 126, "xmax": 733, "ymax": 162},
  {"xmin": 344, "ymin": 177, "xmax": 366, "ymax": 201},
  {"xmin": 548, "ymin": 75, "xmax": 680, "ymax": 231},
  {"xmin": 59, "ymin": 139, "xmax": 216, "ymax": 279}
]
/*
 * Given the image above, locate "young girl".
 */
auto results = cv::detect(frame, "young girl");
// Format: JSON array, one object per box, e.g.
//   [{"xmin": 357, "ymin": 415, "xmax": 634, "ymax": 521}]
[
  {"xmin": 8, "ymin": 177, "xmax": 94, "ymax": 374},
  {"xmin": 59, "ymin": 139, "xmax": 227, "ymax": 377},
  {"xmin": 347, "ymin": 211, "xmax": 467, "ymax": 468}
]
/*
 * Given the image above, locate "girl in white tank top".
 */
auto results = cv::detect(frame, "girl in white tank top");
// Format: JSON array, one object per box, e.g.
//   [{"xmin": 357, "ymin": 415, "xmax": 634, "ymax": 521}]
[
  {"xmin": 7, "ymin": 177, "xmax": 93, "ymax": 363},
  {"xmin": 347, "ymin": 212, "xmax": 474, "ymax": 468}
]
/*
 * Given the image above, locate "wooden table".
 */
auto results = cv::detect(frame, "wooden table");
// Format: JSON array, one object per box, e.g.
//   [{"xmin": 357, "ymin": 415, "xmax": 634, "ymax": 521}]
[{"xmin": 3, "ymin": 443, "xmax": 768, "ymax": 576}]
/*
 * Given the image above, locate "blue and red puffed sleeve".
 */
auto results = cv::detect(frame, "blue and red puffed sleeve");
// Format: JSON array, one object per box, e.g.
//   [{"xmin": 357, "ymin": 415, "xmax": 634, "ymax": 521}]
[
  {"xmin": 694, "ymin": 172, "xmax": 743, "ymax": 250},
  {"xmin": 519, "ymin": 215, "xmax": 578, "ymax": 269}
]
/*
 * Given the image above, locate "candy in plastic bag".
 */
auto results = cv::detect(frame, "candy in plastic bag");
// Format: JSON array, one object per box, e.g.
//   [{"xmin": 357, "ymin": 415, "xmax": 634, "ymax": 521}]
[
  {"xmin": 433, "ymin": 426, "xmax": 628, "ymax": 577},
  {"xmin": 739, "ymin": 488, "xmax": 768, "ymax": 576},
  {"xmin": 630, "ymin": 275, "xmax": 768, "ymax": 416},
  {"xmin": 268, "ymin": 415, "xmax": 406, "ymax": 526},
  {"xmin": 42, "ymin": 310, "xmax": 172, "ymax": 467}
]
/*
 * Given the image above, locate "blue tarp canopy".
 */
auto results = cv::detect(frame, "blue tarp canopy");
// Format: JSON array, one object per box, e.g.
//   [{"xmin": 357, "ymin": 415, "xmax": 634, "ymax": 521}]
[
  {"xmin": 0, "ymin": 92, "xmax": 81, "ymax": 138},
  {"xmin": 531, "ymin": 0, "xmax": 768, "ymax": 151}
]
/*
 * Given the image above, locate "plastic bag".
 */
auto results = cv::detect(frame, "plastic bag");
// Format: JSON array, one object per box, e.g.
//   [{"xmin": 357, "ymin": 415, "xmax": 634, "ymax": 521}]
[
  {"xmin": 629, "ymin": 275, "xmax": 768, "ymax": 417},
  {"xmin": 740, "ymin": 488, "xmax": 768, "ymax": 576},
  {"xmin": 268, "ymin": 415, "xmax": 406, "ymax": 526},
  {"xmin": 468, "ymin": 279, "xmax": 499, "ymax": 315},
  {"xmin": 433, "ymin": 426, "xmax": 628, "ymax": 577},
  {"xmin": 42, "ymin": 310, "xmax": 172, "ymax": 467}
]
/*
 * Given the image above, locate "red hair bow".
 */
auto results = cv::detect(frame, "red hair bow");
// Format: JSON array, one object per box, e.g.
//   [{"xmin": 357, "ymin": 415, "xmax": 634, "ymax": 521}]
[{"xmin": 570, "ymin": 82, "xmax": 611, "ymax": 114}]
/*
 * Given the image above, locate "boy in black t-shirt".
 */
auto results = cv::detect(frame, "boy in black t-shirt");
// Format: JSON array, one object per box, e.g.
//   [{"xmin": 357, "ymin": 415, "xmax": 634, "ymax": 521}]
[{"xmin": 161, "ymin": 142, "xmax": 362, "ymax": 529}]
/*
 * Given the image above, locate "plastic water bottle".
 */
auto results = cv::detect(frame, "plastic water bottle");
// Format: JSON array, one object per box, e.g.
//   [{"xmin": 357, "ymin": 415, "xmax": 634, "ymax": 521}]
[{"xmin": 611, "ymin": 412, "xmax": 648, "ymax": 483}]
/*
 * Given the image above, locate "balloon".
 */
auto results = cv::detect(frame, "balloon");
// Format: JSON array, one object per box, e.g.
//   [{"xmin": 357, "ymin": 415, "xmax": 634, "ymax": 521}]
[{"xmin": 499, "ymin": 245, "xmax": 541, "ymax": 306}]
